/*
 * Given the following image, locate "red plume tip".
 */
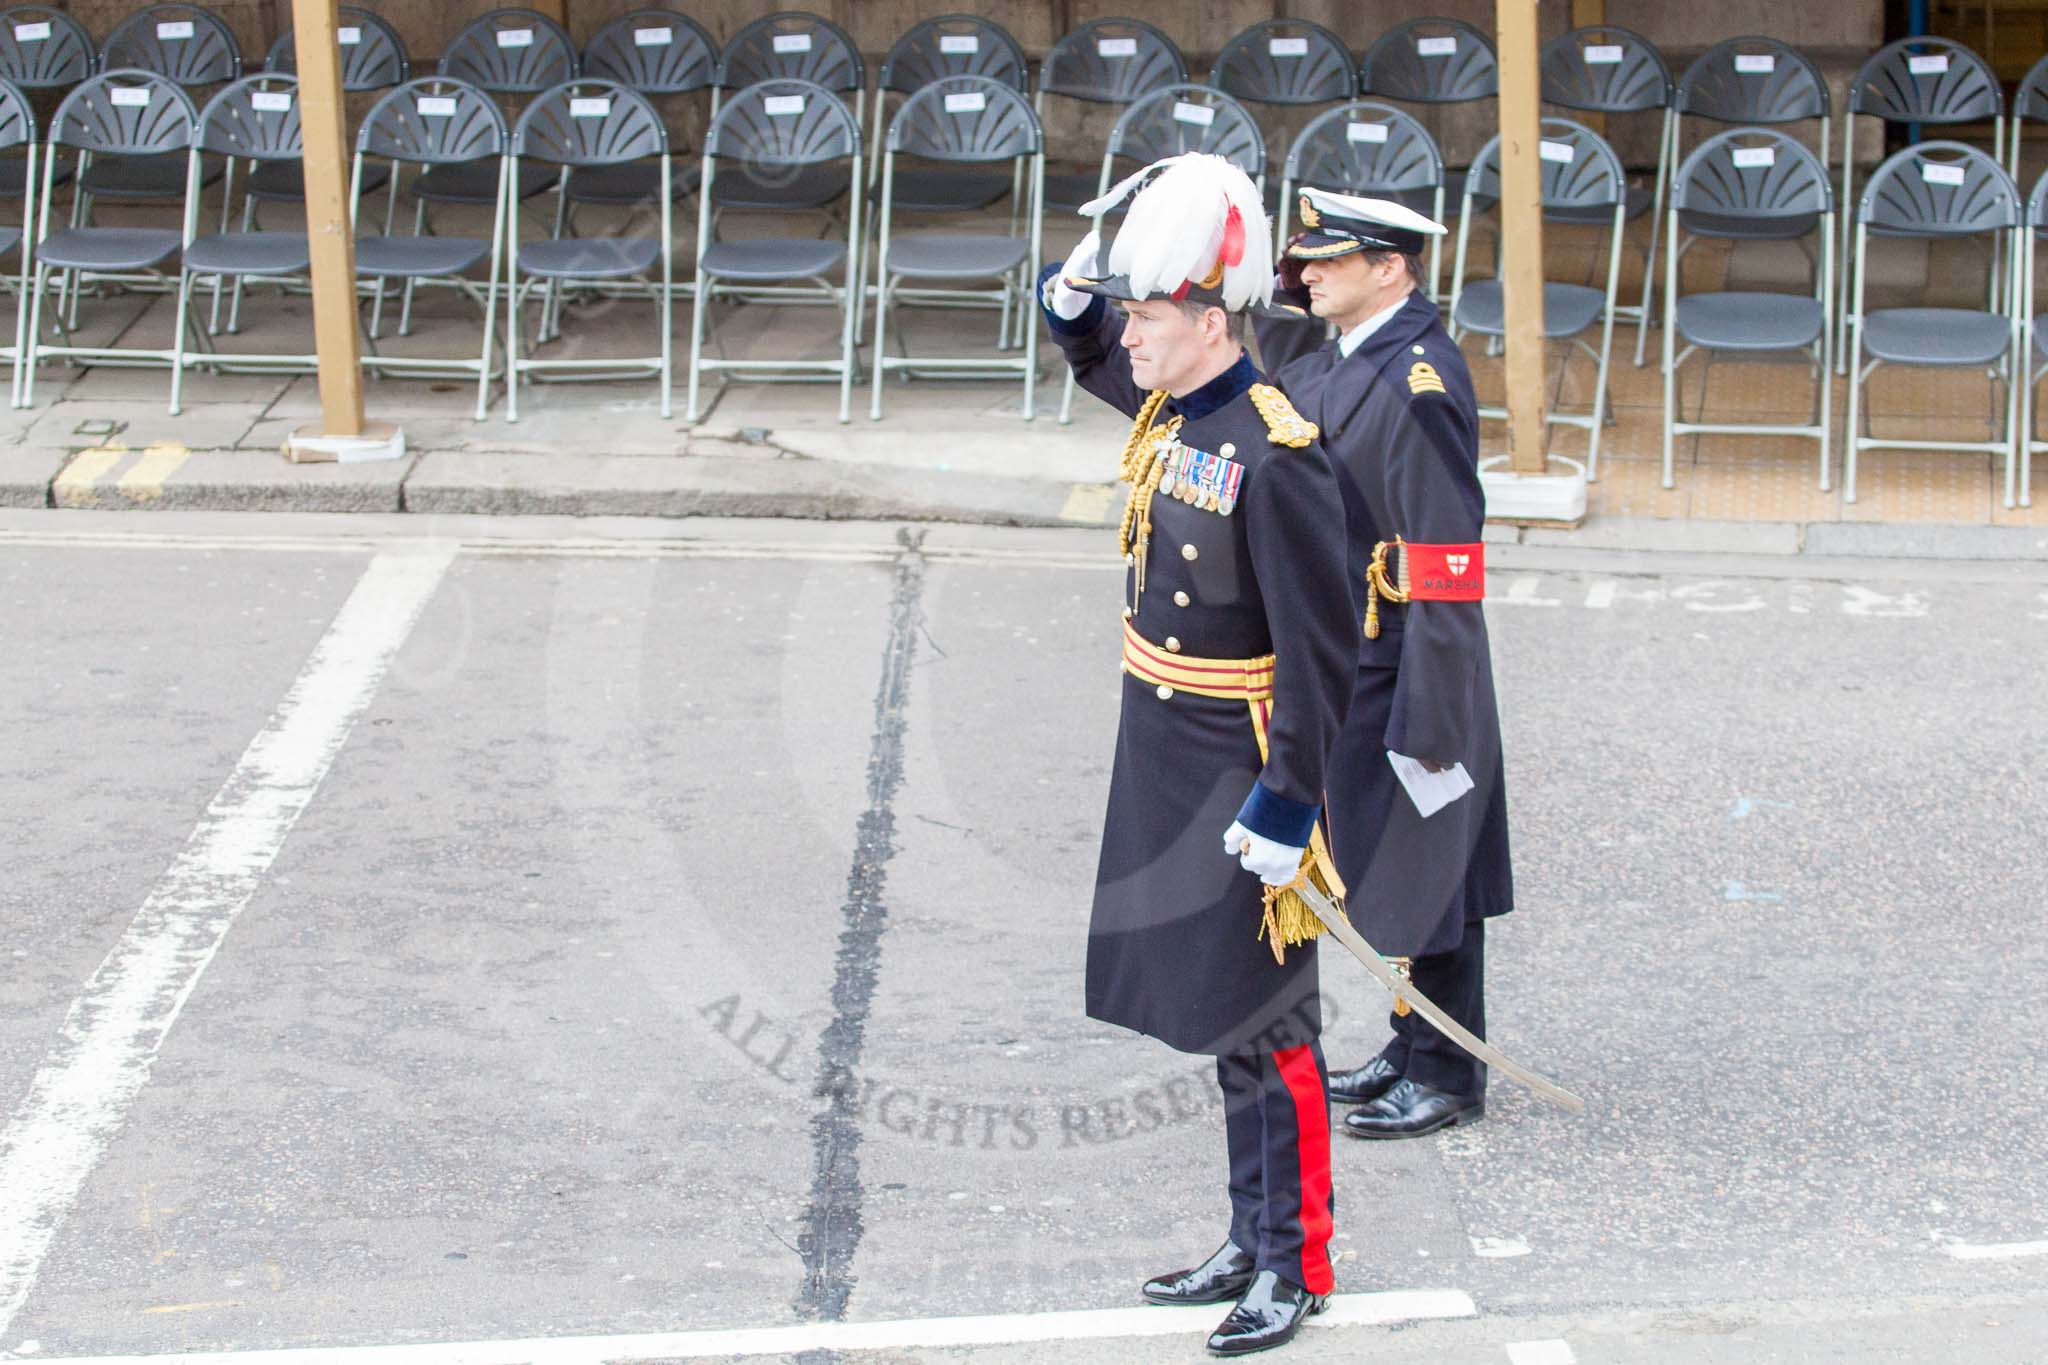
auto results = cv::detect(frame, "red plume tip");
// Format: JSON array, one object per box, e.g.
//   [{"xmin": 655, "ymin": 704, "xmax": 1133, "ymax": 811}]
[{"xmin": 1220, "ymin": 203, "xmax": 1245, "ymax": 269}]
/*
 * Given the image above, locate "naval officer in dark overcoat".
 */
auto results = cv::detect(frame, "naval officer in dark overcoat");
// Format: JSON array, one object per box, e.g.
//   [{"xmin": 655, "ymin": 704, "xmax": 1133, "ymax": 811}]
[
  {"xmin": 1038, "ymin": 153, "xmax": 1358, "ymax": 1356},
  {"xmin": 1253, "ymin": 188, "xmax": 1514, "ymax": 1140}
]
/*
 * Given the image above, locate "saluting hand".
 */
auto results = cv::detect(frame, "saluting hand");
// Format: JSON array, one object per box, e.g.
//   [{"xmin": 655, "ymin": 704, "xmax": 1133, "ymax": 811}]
[{"xmin": 1042, "ymin": 231, "xmax": 1103, "ymax": 320}]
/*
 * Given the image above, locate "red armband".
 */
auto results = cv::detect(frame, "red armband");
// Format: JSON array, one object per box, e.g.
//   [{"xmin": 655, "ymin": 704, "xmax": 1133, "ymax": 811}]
[{"xmin": 1403, "ymin": 542, "xmax": 1485, "ymax": 601}]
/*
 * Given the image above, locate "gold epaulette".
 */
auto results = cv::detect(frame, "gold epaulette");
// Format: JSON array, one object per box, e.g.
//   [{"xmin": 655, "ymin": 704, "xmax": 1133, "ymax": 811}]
[
  {"xmin": 1408, "ymin": 361, "xmax": 1447, "ymax": 396},
  {"xmin": 1247, "ymin": 383, "xmax": 1318, "ymax": 448}
]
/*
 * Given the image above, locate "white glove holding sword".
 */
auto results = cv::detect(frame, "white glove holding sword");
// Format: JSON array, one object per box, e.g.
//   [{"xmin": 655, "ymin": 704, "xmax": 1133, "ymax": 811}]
[{"xmin": 1221, "ymin": 821, "xmax": 1306, "ymax": 887}]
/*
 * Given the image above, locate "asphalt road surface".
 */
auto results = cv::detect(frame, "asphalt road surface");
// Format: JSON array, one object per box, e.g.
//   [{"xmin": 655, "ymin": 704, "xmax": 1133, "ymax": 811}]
[{"xmin": 0, "ymin": 510, "xmax": 2044, "ymax": 1365}]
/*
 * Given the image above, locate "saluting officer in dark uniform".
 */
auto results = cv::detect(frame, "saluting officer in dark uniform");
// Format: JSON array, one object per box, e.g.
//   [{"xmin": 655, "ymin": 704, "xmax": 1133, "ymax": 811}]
[
  {"xmin": 1254, "ymin": 188, "xmax": 1514, "ymax": 1140},
  {"xmin": 1038, "ymin": 154, "xmax": 1358, "ymax": 1356}
]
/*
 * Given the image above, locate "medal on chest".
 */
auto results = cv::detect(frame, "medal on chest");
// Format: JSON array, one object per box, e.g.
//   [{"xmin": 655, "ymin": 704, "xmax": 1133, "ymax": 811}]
[{"xmin": 1157, "ymin": 441, "xmax": 1245, "ymax": 516}]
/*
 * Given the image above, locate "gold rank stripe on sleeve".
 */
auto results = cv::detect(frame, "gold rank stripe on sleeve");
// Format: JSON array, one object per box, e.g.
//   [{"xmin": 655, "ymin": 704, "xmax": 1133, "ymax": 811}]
[
  {"xmin": 1407, "ymin": 361, "xmax": 1446, "ymax": 396},
  {"xmin": 1247, "ymin": 383, "xmax": 1318, "ymax": 447}
]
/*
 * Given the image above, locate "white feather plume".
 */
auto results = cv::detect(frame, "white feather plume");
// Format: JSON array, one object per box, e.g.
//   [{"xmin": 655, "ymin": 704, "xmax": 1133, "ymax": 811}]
[{"xmin": 1088, "ymin": 153, "xmax": 1274, "ymax": 311}]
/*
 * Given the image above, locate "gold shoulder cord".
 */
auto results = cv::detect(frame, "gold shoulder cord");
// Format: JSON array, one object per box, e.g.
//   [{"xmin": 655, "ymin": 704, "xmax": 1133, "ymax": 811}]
[
  {"xmin": 1116, "ymin": 390, "xmax": 1180, "ymax": 601},
  {"xmin": 1363, "ymin": 537, "xmax": 1410, "ymax": 640}
]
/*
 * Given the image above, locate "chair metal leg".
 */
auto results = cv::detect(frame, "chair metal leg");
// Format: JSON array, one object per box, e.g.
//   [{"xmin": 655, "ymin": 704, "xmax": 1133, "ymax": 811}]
[
  {"xmin": 20, "ymin": 262, "xmax": 48, "ymax": 409},
  {"xmin": 869, "ymin": 271, "xmax": 890, "ymax": 421},
  {"xmin": 168, "ymin": 271, "xmax": 193, "ymax": 416}
]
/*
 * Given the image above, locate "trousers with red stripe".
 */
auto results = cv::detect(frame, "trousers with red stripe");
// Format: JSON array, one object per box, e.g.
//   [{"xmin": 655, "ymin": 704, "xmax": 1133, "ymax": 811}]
[{"xmin": 1217, "ymin": 1040, "xmax": 1335, "ymax": 1295}]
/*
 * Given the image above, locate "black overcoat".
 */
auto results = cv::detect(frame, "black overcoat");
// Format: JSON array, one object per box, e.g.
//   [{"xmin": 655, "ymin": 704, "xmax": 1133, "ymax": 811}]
[
  {"xmin": 1044, "ymin": 280, "xmax": 1358, "ymax": 1057},
  {"xmin": 1256, "ymin": 292, "xmax": 1514, "ymax": 959}
]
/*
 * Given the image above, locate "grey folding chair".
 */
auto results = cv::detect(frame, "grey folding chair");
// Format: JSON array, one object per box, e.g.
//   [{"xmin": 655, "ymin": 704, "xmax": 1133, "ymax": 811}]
[
  {"xmin": 1035, "ymin": 17, "xmax": 1186, "ymax": 214},
  {"xmin": 1661, "ymin": 128, "xmax": 1834, "ymax": 491},
  {"xmin": 1056, "ymin": 83, "xmax": 1265, "ymax": 424},
  {"xmin": 870, "ymin": 75, "xmax": 1041, "ymax": 420},
  {"xmin": 421, "ymin": 9, "xmax": 573, "ymax": 210},
  {"xmin": 1838, "ymin": 38, "xmax": 2004, "ymax": 372},
  {"xmin": 1450, "ymin": 119, "xmax": 1625, "ymax": 479},
  {"xmin": 351, "ymin": 76, "xmax": 510, "ymax": 420},
  {"xmin": 1274, "ymin": 101, "xmax": 1443, "ymax": 281},
  {"xmin": 687, "ymin": 78, "xmax": 862, "ymax": 423},
  {"xmin": 570, "ymin": 11, "xmax": 715, "ymax": 215},
  {"xmin": 20, "ymin": 70, "xmax": 199, "ymax": 411},
  {"xmin": 177, "ymin": 73, "xmax": 316, "ymax": 379},
  {"xmin": 0, "ymin": 78, "xmax": 36, "ymax": 406},
  {"xmin": 709, "ymin": 13, "xmax": 863, "ymax": 218},
  {"xmin": 1208, "ymin": 17, "xmax": 1354, "ymax": 194},
  {"xmin": 85, "ymin": 5, "xmax": 236, "ymax": 205},
  {"xmin": 504, "ymin": 79, "xmax": 671, "ymax": 420},
  {"xmin": 2020, "ymin": 165, "xmax": 2048, "ymax": 508},
  {"xmin": 869, "ymin": 16, "xmax": 1026, "ymax": 214},
  {"xmin": 1844, "ymin": 142, "xmax": 2020, "ymax": 506},
  {"xmin": 1540, "ymin": 25, "xmax": 1673, "ymax": 367},
  {"xmin": 2009, "ymin": 55, "xmax": 2048, "ymax": 225},
  {"xmin": 0, "ymin": 5, "xmax": 92, "ymax": 203},
  {"xmin": 1358, "ymin": 17, "xmax": 1499, "ymax": 296},
  {"xmin": 1670, "ymin": 39, "xmax": 1831, "ymax": 257}
]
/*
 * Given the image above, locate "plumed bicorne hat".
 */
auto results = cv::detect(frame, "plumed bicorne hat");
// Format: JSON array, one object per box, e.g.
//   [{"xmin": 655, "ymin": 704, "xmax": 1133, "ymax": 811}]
[{"xmin": 1061, "ymin": 153, "xmax": 1274, "ymax": 313}]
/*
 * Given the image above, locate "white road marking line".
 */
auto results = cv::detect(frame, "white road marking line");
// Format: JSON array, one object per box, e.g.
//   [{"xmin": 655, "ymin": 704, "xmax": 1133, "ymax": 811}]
[
  {"xmin": 1505, "ymin": 1341, "xmax": 1576, "ymax": 1365},
  {"xmin": 1497, "ymin": 575, "xmax": 1561, "ymax": 606},
  {"xmin": 0, "ymin": 550, "xmax": 455, "ymax": 1343},
  {"xmin": 1945, "ymin": 1238, "xmax": 2048, "ymax": 1260},
  {"xmin": 1582, "ymin": 579, "xmax": 1617, "ymax": 609},
  {"xmin": 1470, "ymin": 1235, "xmax": 1531, "ymax": 1258},
  {"xmin": 9, "ymin": 1290, "xmax": 1477, "ymax": 1363}
]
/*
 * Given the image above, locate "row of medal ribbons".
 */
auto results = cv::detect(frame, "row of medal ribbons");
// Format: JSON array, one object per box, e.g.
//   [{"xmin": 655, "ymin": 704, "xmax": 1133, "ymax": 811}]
[{"xmin": 1158, "ymin": 441, "xmax": 1245, "ymax": 517}]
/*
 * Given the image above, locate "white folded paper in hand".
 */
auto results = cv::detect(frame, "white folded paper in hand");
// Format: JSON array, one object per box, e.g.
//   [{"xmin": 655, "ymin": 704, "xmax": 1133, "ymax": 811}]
[{"xmin": 1387, "ymin": 751, "xmax": 1474, "ymax": 819}]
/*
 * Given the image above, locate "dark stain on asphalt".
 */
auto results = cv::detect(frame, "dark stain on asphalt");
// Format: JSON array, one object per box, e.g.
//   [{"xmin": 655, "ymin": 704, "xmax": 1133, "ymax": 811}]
[{"xmin": 792, "ymin": 525, "xmax": 929, "ymax": 1330}]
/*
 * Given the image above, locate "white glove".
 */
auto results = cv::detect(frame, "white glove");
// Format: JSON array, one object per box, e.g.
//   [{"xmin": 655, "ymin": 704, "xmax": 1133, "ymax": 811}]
[
  {"xmin": 1222, "ymin": 820, "xmax": 1306, "ymax": 887},
  {"xmin": 1042, "ymin": 231, "xmax": 1102, "ymax": 320}
]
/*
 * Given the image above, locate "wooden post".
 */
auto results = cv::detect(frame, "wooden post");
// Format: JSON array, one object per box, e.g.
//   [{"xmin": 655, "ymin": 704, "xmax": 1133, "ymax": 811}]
[
  {"xmin": 1496, "ymin": 0, "xmax": 1549, "ymax": 475},
  {"xmin": 290, "ymin": 0, "xmax": 363, "ymax": 437}
]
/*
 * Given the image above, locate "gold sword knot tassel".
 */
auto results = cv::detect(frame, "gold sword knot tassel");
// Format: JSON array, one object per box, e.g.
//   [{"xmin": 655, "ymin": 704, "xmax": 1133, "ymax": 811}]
[{"xmin": 1364, "ymin": 537, "xmax": 1411, "ymax": 640}]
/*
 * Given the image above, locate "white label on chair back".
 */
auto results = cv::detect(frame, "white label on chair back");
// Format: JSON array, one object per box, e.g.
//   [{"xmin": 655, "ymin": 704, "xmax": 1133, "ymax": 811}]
[
  {"xmin": 251, "ymin": 90, "xmax": 293, "ymax": 113},
  {"xmin": 337, "ymin": 26, "xmax": 362, "ymax": 45},
  {"xmin": 1097, "ymin": 37, "xmax": 1137, "ymax": 58},
  {"xmin": 571, "ymin": 96, "xmax": 611, "ymax": 118},
  {"xmin": 763, "ymin": 93, "xmax": 806, "ymax": 115},
  {"xmin": 157, "ymin": 20, "xmax": 194, "ymax": 39},
  {"xmin": 634, "ymin": 26, "xmax": 673, "ymax": 47},
  {"xmin": 497, "ymin": 28, "xmax": 535, "ymax": 48},
  {"xmin": 1538, "ymin": 139, "xmax": 1576, "ymax": 163},
  {"xmin": 943, "ymin": 90, "xmax": 987, "ymax": 113},
  {"xmin": 110, "ymin": 86, "xmax": 151, "ymax": 106},
  {"xmin": 1734, "ymin": 53, "xmax": 1776, "ymax": 74},
  {"xmin": 1908, "ymin": 53, "xmax": 1949, "ymax": 75},
  {"xmin": 1583, "ymin": 44, "xmax": 1624, "ymax": 65},
  {"xmin": 1269, "ymin": 37, "xmax": 1309, "ymax": 57},
  {"xmin": 1416, "ymin": 36, "xmax": 1459, "ymax": 57},
  {"xmin": 1731, "ymin": 146, "xmax": 1775, "ymax": 169},
  {"xmin": 1347, "ymin": 121, "xmax": 1390, "ymax": 143},
  {"xmin": 939, "ymin": 35, "xmax": 979, "ymax": 54},
  {"xmin": 12, "ymin": 20, "xmax": 51, "ymax": 40},
  {"xmin": 1920, "ymin": 161, "xmax": 1966, "ymax": 186},
  {"xmin": 772, "ymin": 33, "xmax": 813, "ymax": 54},
  {"xmin": 1172, "ymin": 100, "xmax": 1216, "ymax": 126},
  {"xmin": 416, "ymin": 95, "xmax": 457, "ymax": 117}
]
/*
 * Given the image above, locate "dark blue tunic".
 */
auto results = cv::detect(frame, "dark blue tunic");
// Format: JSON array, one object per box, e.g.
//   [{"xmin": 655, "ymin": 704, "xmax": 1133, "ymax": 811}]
[
  {"xmin": 1045, "ymin": 281, "xmax": 1358, "ymax": 1057},
  {"xmin": 1256, "ymin": 293, "xmax": 1515, "ymax": 959}
]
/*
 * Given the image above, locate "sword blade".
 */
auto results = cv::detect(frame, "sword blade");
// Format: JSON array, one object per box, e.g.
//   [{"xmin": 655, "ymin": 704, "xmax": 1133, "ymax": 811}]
[{"xmin": 1293, "ymin": 880, "xmax": 1586, "ymax": 1114}]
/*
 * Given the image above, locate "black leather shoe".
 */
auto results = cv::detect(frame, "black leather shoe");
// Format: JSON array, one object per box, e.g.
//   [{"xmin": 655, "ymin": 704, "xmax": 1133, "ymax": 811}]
[
  {"xmin": 1327, "ymin": 1055, "xmax": 1401, "ymax": 1106},
  {"xmin": 1206, "ymin": 1269, "xmax": 1327, "ymax": 1356},
  {"xmin": 1142, "ymin": 1239, "xmax": 1256, "ymax": 1305},
  {"xmin": 1341, "ymin": 1078, "xmax": 1483, "ymax": 1140}
]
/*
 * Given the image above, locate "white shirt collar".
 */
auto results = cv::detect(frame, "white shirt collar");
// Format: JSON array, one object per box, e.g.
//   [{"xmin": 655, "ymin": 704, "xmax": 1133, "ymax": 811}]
[{"xmin": 1336, "ymin": 295, "xmax": 1411, "ymax": 359}]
